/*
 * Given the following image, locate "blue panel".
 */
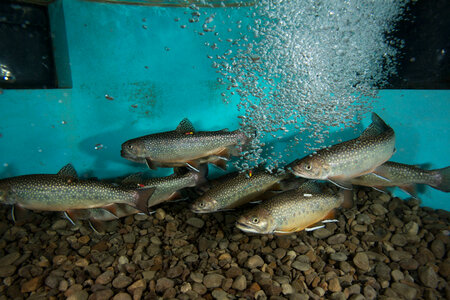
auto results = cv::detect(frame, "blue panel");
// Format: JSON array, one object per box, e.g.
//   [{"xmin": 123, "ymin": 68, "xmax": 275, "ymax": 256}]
[{"xmin": 0, "ymin": 1, "xmax": 448, "ymax": 210}]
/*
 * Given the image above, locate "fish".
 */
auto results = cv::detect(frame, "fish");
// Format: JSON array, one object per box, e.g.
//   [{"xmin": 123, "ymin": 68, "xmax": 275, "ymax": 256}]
[
  {"xmin": 235, "ymin": 183, "xmax": 352, "ymax": 235},
  {"xmin": 191, "ymin": 167, "xmax": 294, "ymax": 213},
  {"xmin": 0, "ymin": 64, "xmax": 15, "ymax": 83},
  {"xmin": 120, "ymin": 118, "xmax": 252, "ymax": 172},
  {"xmin": 290, "ymin": 113, "xmax": 396, "ymax": 189},
  {"xmin": 0, "ymin": 164, "xmax": 155, "ymax": 218},
  {"xmin": 122, "ymin": 165, "xmax": 208, "ymax": 207},
  {"xmin": 350, "ymin": 161, "xmax": 450, "ymax": 197}
]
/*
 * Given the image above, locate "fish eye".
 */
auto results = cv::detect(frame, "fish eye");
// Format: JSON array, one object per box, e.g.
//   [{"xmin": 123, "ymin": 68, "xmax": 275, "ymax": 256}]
[
  {"xmin": 305, "ymin": 164, "xmax": 311, "ymax": 170},
  {"xmin": 252, "ymin": 217, "xmax": 259, "ymax": 224},
  {"xmin": 127, "ymin": 144, "xmax": 133, "ymax": 149},
  {"xmin": 199, "ymin": 202, "xmax": 205, "ymax": 208}
]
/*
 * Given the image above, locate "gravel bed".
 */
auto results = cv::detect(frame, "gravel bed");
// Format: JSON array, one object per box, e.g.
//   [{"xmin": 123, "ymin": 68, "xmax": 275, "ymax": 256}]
[{"xmin": 0, "ymin": 187, "xmax": 448, "ymax": 300}]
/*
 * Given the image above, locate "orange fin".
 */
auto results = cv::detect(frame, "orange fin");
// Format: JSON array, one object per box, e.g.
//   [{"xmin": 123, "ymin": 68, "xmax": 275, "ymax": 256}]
[
  {"xmin": 210, "ymin": 159, "xmax": 228, "ymax": 170},
  {"xmin": 102, "ymin": 205, "xmax": 118, "ymax": 217}
]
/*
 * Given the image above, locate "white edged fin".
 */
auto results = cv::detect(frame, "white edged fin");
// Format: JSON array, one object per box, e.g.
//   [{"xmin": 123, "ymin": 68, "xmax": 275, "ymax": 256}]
[
  {"xmin": 186, "ymin": 162, "xmax": 200, "ymax": 173},
  {"xmin": 57, "ymin": 164, "xmax": 78, "ymax": 178},
  {"xmin": 176, "ymin": 118, "xmax": 195, "ymax": 133},
  {"xmin": 321, "ymin": 219, "xmax": 339, "ymax": 223},
  {"xmin": 328, "ymin": 178, "xmax": 353, "ymax": 190},
  {"xmin": 305, "ymin": 225, "xmax": 325, "ymax": 231},
  {"xmin": 370, "ymin": 172, "xmax": 391, "ymax": 182},
  {"xmin": 11, "ymin": 206, "xmax": 16, "ymax": 223},
  {"xmin": 64, "ymin": 211, "xmax": 76, "ymax": 226}
]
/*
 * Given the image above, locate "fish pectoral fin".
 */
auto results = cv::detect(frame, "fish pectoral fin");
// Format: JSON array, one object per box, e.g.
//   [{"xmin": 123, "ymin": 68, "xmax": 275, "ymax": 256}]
[
  {"xmin": 216, "ymin": 148, "xmax": 231, "ymax": 160},
  {"xmin": 89, "ymin": 220, "xmax": 106, "ymax": 234},
  {"xmin": 370, "ymin": 170, "xmax": 391, "ymax": 182},
  {"xmin": 372, "ymin": 186, "xmax": 389, "ymax": 193},
  {"xmin": 398, "ymin": 184, "xmax": 418, "ymax": 198},
  {"xmin": 64, "ymin": 211, "xmax": 78, "ymax": 225},
  {"xmin": 305, "ymin": 225, "xmax": 326, "ymax": 232},
  {"xmin": 176, "ymin": 118, "xmax": 195, "ymax": 133},
  {"xmin": 11, "ymin": 205, "xmax": 29, "ymax": 224},
  {"xmin": 185, "ymin": 161, "xmax": 201, "ymax": 172},
  {"xmin": 210, "ymin": 159, "xmax": 228, "ymax": 170},
  {"xmin": 57, "ymin": 163, "xmax": 78, "ymax": 178},
  {"xmin": 145, "ymin": 158, "xmax": 157, "ymax": 170},
  {"xmin": 328, "ymin": 178, "xmax": 353, "ymax": 190}
]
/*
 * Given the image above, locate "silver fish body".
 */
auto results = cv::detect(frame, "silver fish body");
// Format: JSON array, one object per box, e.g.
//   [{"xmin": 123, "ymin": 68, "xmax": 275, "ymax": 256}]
[
  {"xmin": 290, "ymin": 113, "xmax": 395, "ymax": 186},
  {"xmin": 0, "ymin": 165, "xmax": 154, "ymax": 214},
  {"xmin": 350, "ymin": 162, "xmax": 450, "ymax": 195},
  {"xmin": 191, "ymin": 169, "xmax": 290, "ymax": 213},
  {"xmin": 121, "ymin": 118, "xmax": 251, "ymax": 170}
]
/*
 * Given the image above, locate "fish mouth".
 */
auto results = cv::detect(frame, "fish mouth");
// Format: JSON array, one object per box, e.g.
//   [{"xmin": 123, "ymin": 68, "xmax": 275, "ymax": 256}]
[{"xmin": 235, "ymin": 221, "xmax": 261, "ymax": 234}]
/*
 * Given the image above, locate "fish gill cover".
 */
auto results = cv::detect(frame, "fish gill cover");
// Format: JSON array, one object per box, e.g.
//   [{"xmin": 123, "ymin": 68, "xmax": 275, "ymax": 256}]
[{"xmin": 178, "ymin": 0, "xmax": 408, "ymax": 172}]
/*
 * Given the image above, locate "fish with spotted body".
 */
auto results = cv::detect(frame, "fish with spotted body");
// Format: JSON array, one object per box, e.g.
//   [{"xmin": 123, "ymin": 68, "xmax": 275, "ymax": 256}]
[
  {"xmin": 350, "ymin": 161, "xmax": 450, "ymax": 197},
  {"xmin": 191, "ymin": 168, "xmax": 296, "ymax": 213},
  {"xmin": 0, "ymin": 164, "xmax": 155, "ymax": 219},
  {"xmin": 121, "ymin": 118, "xmax": 252, "ymax": 172},
  {"xmin": 290, "ymin": 113, "xmax": 396, "ymax": 189},
  {"xmin": 235, "ymin": 182, "xmax": 352, "ymax": 235}
]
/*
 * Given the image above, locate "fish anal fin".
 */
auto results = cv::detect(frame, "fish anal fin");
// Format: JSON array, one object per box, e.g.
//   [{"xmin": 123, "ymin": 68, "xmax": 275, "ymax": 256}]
[
  {"xmin": 167, "ymin": 191, "xmax": 182, "ymax": 201},
  {"xmin": 215, "ymin": 148, "xmax": 231, "ymax": 160},
  {"xmin": 176, "ymin": 118, "xmax": 195, "ymax": 133},
  {"xmin": 186, "ymin": 161, "xmax": 201, "ymax": 172},
  {"xmin": 322, "ymin": 209, "xmax": 336, "ymax": 221},
  {"xmin": 146, "ymin": 158, "xmax": 157, "ymax": 170},
  {"xmin": 57, "ymin": 163, "xmax": 78, "ymax": 178},
  {"xmin": 399, "ymin": 184, "xmax": 418, "ymax": 198},
  {"xmin": 102, "ymin": 205, "xmax": 118, "ymax": 217},
  {"xmin": 210, "ymin": 159, "xmax": 227, "ymax": 170},
  {"xmin": 328, "ymin": 178, "xmax": 353, "ymax": 190}
]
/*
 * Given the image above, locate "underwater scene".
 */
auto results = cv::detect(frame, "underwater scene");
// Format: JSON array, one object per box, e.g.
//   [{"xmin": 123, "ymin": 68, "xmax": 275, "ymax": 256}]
[{"xmin": 0, "ymin": 0, "xmax": 449, "ymax": 299}]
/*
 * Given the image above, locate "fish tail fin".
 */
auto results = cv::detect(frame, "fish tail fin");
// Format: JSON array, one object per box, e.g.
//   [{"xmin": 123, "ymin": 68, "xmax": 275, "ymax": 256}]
[
  {"xmin": 360, "ymin": 113, "xmax": 392, "ymax": 138},
  {"xmin": 429, "ymin": 166, "xmax": 450, "ymax": 192},
  {"xmin": 340, "ymin": 189, "xmax": 354, "ymax": 209},
  {"xmin": 133, "ymin": 187, "xmax": 156, "ymax": 214},
  {"xmin": 231, "ymin": 129, "xmax": 256, "ymax": 155}
]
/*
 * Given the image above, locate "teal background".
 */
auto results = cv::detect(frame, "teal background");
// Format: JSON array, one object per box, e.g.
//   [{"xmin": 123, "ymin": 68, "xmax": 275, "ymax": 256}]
[{"xmin": 0, "ymin": 0, "xmax": 449, "ymax": 210}]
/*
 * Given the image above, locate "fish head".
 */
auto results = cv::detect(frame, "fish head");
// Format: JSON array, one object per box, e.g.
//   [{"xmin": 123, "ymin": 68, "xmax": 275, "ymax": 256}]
[
  {"xmin": 290, "ymin": 156, "xmax": 330, "ymax": 180},
  {"xmin": 191, "ymin": 196, "xmax": 218, "ymax": 213},
  {"xmin": 121, "ymin": 139, "xmax": 147, "ymax": 160},
  {"xmin": 235, "ymin": 208, "xmax": 275, "ymax": 234}
]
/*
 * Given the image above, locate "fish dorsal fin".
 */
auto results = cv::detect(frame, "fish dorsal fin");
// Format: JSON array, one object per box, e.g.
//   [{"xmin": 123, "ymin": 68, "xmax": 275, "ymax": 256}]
[
  {"xmin": 359, "ymin": 113, "xmax": 391, "ymax": 139},
  {"xmin": 122, "ymin": 173, "xmax": 143, "ymax": 184},
  {"xmin": 176, "ymin": 118, "xmax": 195, "ymax": 134},
  {"xmin": 57, "ymin": 164, "xmax": 78, "ymax": 178}
]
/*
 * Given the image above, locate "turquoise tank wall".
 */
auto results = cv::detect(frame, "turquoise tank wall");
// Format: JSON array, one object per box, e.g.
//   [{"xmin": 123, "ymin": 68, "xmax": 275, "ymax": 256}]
[{"xmin": 0, "ymin": 0, "xmax": 449, "ymax": 210}]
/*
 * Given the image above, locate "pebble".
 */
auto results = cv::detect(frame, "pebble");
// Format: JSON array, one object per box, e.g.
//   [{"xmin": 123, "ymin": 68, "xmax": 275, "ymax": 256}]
[
  {"xmin": 330, "ymin": 252, "xmax": 347, "ymax": 262},
  {"xmin": 292, "ymin": 261, "xmax": 311, "ymax": 271},
  {"xmin": 186, "ymin": 217, "xmax": 205, "ymax": 228},
  {"xmin": 371, "ymin": 203, "xmax": 388, "ymax": 215},
  {"xmin": 391, "ymin": 282, "xmax": 417, "ymax": 300},
  {"xmin": 328, "ymin": 278, "xmax": 341, "ymax": 292},
  {"xmin": 312, "ymin": 228, "xmax": 332, "ymax": 239},
  {"xmin": 404, "ymin": 221, "xmax": 419, "ymax": 235},
  {"xmin": 363, "ymin": 285, "xmax": 377, "ymax": 300},
  {"xmin": 66, "ymin": 290, "xmax": 88, "ymax": 300},
  {"xmin": 390, "ymin": 233, "xmax": 407, "ymax": 246},
  {"xmin": 156, "ymin": 278, "xmax": 174, "ymax": 292},
  {"xmin": 327, "ymin": 234, "xmax": 347, "ymax": 245},
  {"xmin": 203, "ymin": 274, "xmax": 224, "ymax": 288},
  {"xmin": 246, "ymin": 255, "xmax": 264, "ymax": 269},
  {"xmin": 112, "ymin": 274, "xmax": 132, "ymax": 288},
  {"xmin": 112, "ymin": 293, "xmax": 132, "ymax": 300},
  {"xmin": 95, "ymin": 270, "xmax": 115, "ymax": 285},
  {"xmin": 0, "ymin": 252, "xmax": 20, "ymax": 265},
  {"xmin": 353, "ymin": 252, "xmax": 370, "ymax": 271},
  {"xmin": 89, "ymin": 289, "xmax": 114, "ymax": 300},
  {"xmin": 418, "ymin": 265, "xmax": 438, "ymax": 288},
  {"xmin": 212, "ymin": 289, "xmax": 229, "ymax": 300},
  {"xmin": 21, "ymin": 276, "xmax": 42, "ymax": 293},
  {"xmin": 0, "ymin": 265, "xmax": 16, "ymax": 277}
]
